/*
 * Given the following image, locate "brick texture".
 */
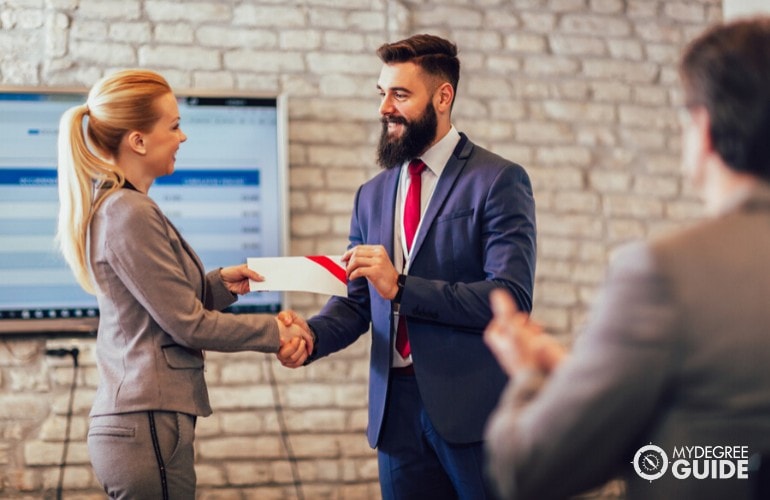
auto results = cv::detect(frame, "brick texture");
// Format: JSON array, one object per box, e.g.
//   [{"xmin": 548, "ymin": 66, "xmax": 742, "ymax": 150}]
[{"xmin": 0, "ymin": 0, "xmax": 720, "ymax": 498}]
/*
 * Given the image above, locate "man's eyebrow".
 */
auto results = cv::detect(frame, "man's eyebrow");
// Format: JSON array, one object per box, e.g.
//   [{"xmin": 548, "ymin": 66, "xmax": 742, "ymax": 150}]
[{"xmin": 377, "ymin": 85, "xmax": 411, "ymax": 93}]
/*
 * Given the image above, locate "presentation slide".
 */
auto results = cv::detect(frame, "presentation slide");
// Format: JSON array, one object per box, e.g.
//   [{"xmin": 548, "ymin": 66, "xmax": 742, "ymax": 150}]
[{"xmin": 0, "ymin": 91, "xmax": 285, "ymax": 331}]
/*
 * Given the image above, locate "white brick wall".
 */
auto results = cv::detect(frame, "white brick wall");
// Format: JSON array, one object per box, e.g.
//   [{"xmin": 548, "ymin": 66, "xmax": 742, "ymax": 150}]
[{"xmin": 0, "ymin": 0, "xmax": 721, "ymax": 497}]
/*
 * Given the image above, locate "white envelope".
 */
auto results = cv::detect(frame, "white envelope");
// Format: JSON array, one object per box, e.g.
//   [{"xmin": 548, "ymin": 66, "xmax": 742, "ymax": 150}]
[{"xmin": 247, "ymin": 255, "xmax": 347, "ymax": 297}]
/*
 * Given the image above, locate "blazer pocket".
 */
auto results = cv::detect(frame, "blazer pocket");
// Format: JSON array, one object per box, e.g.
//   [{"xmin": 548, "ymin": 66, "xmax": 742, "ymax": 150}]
[
  {"xmin": 436, "ymin": 208, "xmax": 474, "ymax": 222},
  {"xmin": 88, "ymin": 424, "xmax": 135, "ymax": 438},
  {"xmin": 162, "ymin": 344, "xmax": 205, "ymax": 369},
  {"xmin": 435, "ymin": 208, "xmax": 481, "ymax": 282}
]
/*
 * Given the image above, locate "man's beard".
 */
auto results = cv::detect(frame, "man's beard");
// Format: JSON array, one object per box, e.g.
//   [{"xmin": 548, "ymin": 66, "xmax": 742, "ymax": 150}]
[{"xmin": 377, "ymin": 102, "xmax": 438, "ymax": 169}]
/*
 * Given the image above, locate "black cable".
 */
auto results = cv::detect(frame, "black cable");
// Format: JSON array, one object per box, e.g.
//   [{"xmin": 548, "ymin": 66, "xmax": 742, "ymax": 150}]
[
  {"xmin": 46, "ymin": 347, "xmax": 79, "ymax": 500},
  {"xmin": 266, "ymin": 355, "xmax": 304, "ymax": 500}
]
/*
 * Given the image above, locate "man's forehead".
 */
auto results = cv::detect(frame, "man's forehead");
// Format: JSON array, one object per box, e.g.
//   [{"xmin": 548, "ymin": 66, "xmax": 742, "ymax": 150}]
[{"xmin": 377, "ymin": 62, "xmax": 425, "ymax": 89}]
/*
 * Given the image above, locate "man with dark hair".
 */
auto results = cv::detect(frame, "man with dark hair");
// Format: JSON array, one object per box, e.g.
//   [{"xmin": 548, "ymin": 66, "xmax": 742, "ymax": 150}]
[
  {"xmin": 279, "ymin": 33, "xmax": 536, "ymax": 498},
  {"xmin": 484, "ymin": 17, "xmax": 770, "ymax": 500}
]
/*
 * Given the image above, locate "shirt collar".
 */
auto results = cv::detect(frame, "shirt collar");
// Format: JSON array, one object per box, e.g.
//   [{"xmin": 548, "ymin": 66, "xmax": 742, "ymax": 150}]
[{"xmin": 403, "ymin": 125, "xmax": 461, "ymax": 176}]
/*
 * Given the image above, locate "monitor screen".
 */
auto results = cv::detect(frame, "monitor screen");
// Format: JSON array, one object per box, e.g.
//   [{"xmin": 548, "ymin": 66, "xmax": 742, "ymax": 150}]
[{"xmin": 0, "ymin": 87, "xmax": 287, "ymax": 336}]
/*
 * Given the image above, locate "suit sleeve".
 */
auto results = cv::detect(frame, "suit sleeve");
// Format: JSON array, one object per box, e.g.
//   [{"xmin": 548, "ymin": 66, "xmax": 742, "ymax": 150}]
[
  {"xmin": 484, "ymin": 242, "xmax": 680, "ymax": 499},
  {"xmin": 204, "ymin": 268, "xmax": 239, "ymax": 311},
  {"xmin": 401, "ymin": 163, "xmax": 536, "ymax": 331},
  {"xmin": 306, "ymin": 185, "xmax": 373, "ymax": 359},
  {"xmin": 99, "ymin": 197, "xmax": 280, "ymax": 353}
]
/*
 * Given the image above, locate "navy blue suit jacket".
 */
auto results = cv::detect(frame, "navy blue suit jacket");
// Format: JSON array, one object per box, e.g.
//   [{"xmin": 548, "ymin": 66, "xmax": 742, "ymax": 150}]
[{"xmin": 307, "ymin": 133, "xmax": 536, "ymax": 447}]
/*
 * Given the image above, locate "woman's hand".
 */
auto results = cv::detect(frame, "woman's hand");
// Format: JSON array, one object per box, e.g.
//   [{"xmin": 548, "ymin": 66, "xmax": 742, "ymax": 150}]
[
  {"xmin": 219, "ymin": 264, "xmax": 263, "ymax": 295},
  {"xmin": 274, "ymin": 311, "xmax": 315, "ymax": 368}
]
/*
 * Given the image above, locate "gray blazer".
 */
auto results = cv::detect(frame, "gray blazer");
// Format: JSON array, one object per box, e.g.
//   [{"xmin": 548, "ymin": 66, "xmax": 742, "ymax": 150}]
[
  {"xmin": 485, "ymin": 182, "xmax": 770, "ymax": 500},
  {"xmin": 88, "ymin": 188, "xmax": 280, "ymax": 418}
]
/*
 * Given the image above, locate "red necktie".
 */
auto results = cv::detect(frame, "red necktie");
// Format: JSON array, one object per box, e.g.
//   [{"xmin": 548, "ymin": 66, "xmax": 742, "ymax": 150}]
[{"xmin": 396, "ymin": 159, "xmax": 426, "ymax": 359}]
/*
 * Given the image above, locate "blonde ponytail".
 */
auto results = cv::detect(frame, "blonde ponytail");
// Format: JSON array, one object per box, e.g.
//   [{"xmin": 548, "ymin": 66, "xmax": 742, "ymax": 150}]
[
  {"xmin": 56, "ymin": 68, "xmax": 171, "ymax": 294},
  {"xmin": 56, "ymin": 104, "xmax": 124, "ymax": 294}
]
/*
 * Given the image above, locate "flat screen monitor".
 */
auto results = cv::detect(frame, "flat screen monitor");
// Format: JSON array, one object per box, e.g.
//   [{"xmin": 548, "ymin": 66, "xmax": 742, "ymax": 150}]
[{"xmin": 0, "ymin": 86, "xmax": 287, "ymax": 336}]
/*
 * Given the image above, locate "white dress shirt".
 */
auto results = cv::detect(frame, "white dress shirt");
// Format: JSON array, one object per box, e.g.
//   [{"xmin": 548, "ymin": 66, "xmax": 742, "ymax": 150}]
[{"xmin": 391, "ymin": 125, "xmax": 461, "ymax": 367}]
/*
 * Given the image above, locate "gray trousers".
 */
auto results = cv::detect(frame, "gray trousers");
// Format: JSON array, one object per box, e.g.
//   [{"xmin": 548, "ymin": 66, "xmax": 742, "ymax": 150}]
[{"xmin": 87, "ymin": 411, "xmax": 196, "ymax": 499}]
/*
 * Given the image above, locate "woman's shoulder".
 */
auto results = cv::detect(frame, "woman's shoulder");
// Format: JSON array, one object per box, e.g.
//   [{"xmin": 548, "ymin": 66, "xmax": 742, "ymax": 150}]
[
  {"xmin": 96, "ymin": 188, "xmax": 164, "ymax": 230},
  {"xmin": 100, "ymin": 187, "xmax": 156, "ymax": 210}
]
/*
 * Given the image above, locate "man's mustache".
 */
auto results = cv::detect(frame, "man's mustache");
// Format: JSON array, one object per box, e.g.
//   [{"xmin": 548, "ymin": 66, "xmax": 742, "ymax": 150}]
[{"xmin": 381, "ymin": 115, "xmax": 408, "ymax": 126}]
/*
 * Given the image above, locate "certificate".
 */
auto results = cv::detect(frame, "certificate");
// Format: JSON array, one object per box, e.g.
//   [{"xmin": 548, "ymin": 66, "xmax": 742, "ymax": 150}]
[{"xmin": 247, "ymin": 255, "xmax": 347, "ymax": 297}]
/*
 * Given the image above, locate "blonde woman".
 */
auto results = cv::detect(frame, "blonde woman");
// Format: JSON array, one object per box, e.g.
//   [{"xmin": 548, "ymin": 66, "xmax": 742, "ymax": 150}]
[{"xmin": 57, "ymin": 69, "xmax": 311, "ymax": 498}]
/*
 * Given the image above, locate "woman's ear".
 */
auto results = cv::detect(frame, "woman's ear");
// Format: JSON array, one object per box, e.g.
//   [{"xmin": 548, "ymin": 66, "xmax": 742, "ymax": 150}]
[{"xmin": 125, "ymin": 130, "xmax": 146, "ymax": 155}]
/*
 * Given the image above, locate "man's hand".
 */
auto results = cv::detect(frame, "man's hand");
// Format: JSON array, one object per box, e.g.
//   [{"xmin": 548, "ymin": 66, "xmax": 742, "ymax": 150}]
[
  {"xmin": 220, "ymin": 264, "xmax": 263, "ymax": 295},
  {"xmin": 484, "ymin": 289, "xmax": 566, "ymax": 377},
  {"xmin": 343, "ymin": 244, "xmax": 399, "ymax": 300},
  {"xmin": 275, "ymin": 310, "xmax": 313, "ymax": 368}
]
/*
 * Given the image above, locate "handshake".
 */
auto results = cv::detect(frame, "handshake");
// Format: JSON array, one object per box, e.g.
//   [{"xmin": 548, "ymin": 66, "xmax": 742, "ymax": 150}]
[
  {"xmin": 242, "ymin": 243, "xmax": 398, "ymax": 370},
  {"xmin": 274, "ymin": 311, "xmax": 313, "ymax": 368},
  {"xmin": 224, "ymin": 263, "xmax": 318, "ymax": 368}
]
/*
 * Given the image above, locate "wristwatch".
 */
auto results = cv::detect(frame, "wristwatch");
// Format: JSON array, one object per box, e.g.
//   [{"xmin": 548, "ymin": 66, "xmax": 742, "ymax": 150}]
[{"xmin": 393, "ymin": 274, "xmax": 407, "ymax": 303}]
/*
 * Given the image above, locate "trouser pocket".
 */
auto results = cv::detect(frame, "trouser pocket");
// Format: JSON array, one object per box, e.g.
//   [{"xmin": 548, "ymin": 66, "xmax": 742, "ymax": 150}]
[{"xmin": 87, "ymin": 412, "xmax": 196, "ymax": 499}]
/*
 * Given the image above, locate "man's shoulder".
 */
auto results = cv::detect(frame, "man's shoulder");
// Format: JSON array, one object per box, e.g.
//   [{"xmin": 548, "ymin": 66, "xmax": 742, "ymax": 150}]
[
  {"xmin": 648, "ymin": 209, "xmax": 743, "ymax": 259},
  {"xmin": 358, "ymin": 165, "xmax": 398, "ymax": 191},
  {"xmin": 627, "ymin": 208, "xmax": 758, "ymax": 285},
  {"xmin": 457, "ymin": 135, "xmax": 527, "ymax": 174}
]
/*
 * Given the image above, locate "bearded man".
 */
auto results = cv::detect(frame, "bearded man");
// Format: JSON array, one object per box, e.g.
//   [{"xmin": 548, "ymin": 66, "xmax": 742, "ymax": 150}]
[{"xmin": 278, "ymin": 33, "xmax": 536, "ymax": 500}]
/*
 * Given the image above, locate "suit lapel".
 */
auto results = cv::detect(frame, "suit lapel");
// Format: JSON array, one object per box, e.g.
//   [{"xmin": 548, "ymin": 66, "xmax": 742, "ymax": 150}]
[
  {"xmin": 167, "ymin": 216, "xmax": 208, "ymax": 300},
  {"xmin": 409, "ymin": 134, "xmax": 473, "ymax": 260},
  {"xmin": 381, "ymin": 167, "xmax": 401, "ymax": 260}
]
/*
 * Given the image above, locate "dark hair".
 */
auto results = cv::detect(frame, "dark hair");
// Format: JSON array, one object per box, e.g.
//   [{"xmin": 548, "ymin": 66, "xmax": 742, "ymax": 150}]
[
  {"xmin": 679, "ymin": 17, "xmax": 770, "ymax": 181},
  {"xmin": 377, "ymin": 34, "xmax": 460, "ymax": 98}
]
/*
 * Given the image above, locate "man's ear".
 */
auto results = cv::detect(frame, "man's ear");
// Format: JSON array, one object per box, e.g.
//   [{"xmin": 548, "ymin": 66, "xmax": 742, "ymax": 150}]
[
  {"xmin": 681, "ymin": 105, "xmax": 713, "ymax": 191},
  {"xmin": 691, "ymin": 106, "xmax": 713, "ymax": 154},
  {"xmin": 125, "ymin": 130, "xmax": 146, "ymax": 155},
  {"xmin": 434, "ymin": 82, "xmax": 454, "ymax": 113}
]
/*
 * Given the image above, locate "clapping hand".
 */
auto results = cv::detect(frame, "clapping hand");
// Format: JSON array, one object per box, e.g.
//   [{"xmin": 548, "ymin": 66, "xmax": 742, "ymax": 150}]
[
  {"xmin": 275, "ymin": 310, "xmax": 314, "ymax": 368},
  {"xmin": 484, "ymin": 289, "xmax": 566, "ymax": 377}
]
